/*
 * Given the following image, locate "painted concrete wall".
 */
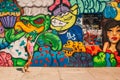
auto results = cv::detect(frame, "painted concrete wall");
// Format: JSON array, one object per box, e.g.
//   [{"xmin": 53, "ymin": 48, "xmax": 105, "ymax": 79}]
[{"xmin": 0, "ymin": 0, "xmax": 120, "ymax": 67}]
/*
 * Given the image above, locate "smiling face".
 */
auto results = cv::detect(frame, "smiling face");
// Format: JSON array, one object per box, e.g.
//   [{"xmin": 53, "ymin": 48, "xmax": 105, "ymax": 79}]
[
  {"xmin": 50, "ymin": 5, "xmax": 78, "ymax": 31},
  {"xmin": 107, "ymin": 26, "xmax": 120, "ymax": 44}
]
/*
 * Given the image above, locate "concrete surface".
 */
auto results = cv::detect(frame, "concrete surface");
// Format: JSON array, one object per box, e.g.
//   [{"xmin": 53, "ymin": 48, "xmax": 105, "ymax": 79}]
[{"xmin": 0, "ymin": 67, "xmax": 120, "ymax": 80}]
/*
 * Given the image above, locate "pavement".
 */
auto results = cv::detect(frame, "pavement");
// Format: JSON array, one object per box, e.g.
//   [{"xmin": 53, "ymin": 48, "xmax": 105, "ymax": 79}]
[{"xmin": 0, "ymin": 67, "xmax": 120, "ymax": 80}]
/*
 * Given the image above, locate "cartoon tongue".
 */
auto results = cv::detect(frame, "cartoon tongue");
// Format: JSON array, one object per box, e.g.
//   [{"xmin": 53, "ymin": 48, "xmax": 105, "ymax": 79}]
[{"xmin": 112, "ymin": 37, "xmax": 117, "ymax": 40}]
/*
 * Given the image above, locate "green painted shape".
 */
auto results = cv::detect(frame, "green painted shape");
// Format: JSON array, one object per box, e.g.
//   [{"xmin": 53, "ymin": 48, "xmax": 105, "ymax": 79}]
[
  {"xmin": 7, "ymin": 45, "xmax": 13, "ymax": 49},
  {"xmin": 37, "ymin": 32, "xmax": 62, "ymax": 51},
  {"xmin": 110, "ymin": 54, "xmax": 117, "ymax": 67},
  {"xmin": 25, "ymin": 31, "xmax": 38, "ymax": 42},
  {"xmin": 93, "ymin": 52, "xmax": 106, "ymax": 67},
  {"xmin": 12, "ymin": 58, "xmax": 27, "ymax": 67},
  {"xmin": 69, "ymin": 0, "xmax": 110, "ymax": 13},
  {"xmin": 20, "ymin": 40, "xmax": 26, "ymax": 46},
  {"xmin": 34, "ymin": 44, "xmax": 39, "ymax": 52},
  {"xmin": 5, "ymin": 29, "xmax": 25, "ymax": 43},
  {"xmin": 20, "ymin": 14, "xmax": 50, "ymax": 31}
]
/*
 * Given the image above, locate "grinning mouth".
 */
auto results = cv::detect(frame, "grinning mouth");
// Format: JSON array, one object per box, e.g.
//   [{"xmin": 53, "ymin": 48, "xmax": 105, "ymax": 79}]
[{"xmin": 51, "ymin": 18, "xmax": 67, "ymax": 27}]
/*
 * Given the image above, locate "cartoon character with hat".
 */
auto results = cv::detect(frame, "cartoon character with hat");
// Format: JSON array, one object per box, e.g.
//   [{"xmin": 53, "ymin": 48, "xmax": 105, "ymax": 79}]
[{"xmin": 49, "ymin": 0, "xmax": 83, "ymax": 45}]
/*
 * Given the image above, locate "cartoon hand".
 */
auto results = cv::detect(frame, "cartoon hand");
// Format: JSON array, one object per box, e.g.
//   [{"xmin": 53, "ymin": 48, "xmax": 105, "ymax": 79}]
[
  {"xmin": 5, "ymin": 29, "xmax": 25, "ymax": 43},
  {"xmin": 36, "ymin": 32, "xmax": 62, "ymax": 51}
]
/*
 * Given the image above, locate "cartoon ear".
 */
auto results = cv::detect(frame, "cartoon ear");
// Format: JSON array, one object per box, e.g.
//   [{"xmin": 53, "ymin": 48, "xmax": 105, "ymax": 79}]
[{"xmin": 70, "ymin": 4, "xmax": 78, "ymax": 15}]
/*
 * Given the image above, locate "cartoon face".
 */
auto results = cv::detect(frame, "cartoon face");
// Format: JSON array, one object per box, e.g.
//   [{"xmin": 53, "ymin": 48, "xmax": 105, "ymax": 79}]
[
  {"xmin": 15, "ymin": 14, "xmax": 50, "ymax": 33},
  {"xmin": 107, "ymin": 26, "xmax": 120, "ymax": 44},
  {"xmin": 50, "ymin": 5, "xmax": 78, "ymax": 31}
]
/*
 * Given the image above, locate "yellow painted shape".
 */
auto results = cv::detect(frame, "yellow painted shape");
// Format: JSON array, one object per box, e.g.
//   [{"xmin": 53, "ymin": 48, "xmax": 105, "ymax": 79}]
[
  {"xmin": 111, "ymin": 2, "xmax": 120, "ymax": 21},
  {"xmin": 50, "ymin": 5, "xmax": 78, "ymax": 31},
  {"xmin": 63, "ymin": 40, "xmax": 86, "ymax": 57},
  {"xmin": 15, "ymin": 22, "xmax": 44, "ymax": 33}
]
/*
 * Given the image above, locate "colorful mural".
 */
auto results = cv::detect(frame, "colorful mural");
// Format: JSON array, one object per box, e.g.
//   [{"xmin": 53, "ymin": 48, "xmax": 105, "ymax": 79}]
[{"xmin": 0, "ymin": 0, "xmax": 120, "ymax": 67}]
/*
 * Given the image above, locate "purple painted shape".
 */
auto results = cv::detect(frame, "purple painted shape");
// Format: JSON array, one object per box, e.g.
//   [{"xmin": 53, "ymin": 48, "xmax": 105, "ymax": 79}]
[
  {"xmin": 61, "ymin": 5, "xmax": 70, "ymax": 13},
  {"xmin": 7, "ymin": 16, "xmax": 10, "ymax": 27},
  {"xmin": 9, "ymin": 16, "xmax": 13, "ymax": 28},
  {"xmin": 53, "ymin": 4, "xmax": 70, "ymax": 16},
  {"xmin": 12, "ymin": 16, "xmax": 17, "ymax": 28},
  {"xmin": 3, "ymin": 17, "xmax": 8, "ymax": 27},
  {"xmin": 1, "ymin": 17, "xmax": 6, "ymax": 28},
  {"xmin": 53, "ymin": 7, "xmax": 62, "ymax": 16},
  {"xmin": 0, "ymin": 16, "xmax": 17, "ymax": 28}
]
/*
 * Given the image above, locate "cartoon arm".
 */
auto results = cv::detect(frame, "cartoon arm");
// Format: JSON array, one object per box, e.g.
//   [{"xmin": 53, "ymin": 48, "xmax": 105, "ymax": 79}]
[
  {"xmin": 5, "ymin": 29, "xmax": 25, "ymax": 43},
  {"xmin": 37, "ymin": 32, "xmax": 62, "ymax": 51},
  {"xmin": 103, "ymin": 42, "xmax": 109, "ymax": 52}
]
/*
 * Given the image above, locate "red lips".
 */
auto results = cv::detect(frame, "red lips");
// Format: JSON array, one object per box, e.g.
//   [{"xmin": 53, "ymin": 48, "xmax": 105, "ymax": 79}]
[{"xmin": 111, "ymin": 37, "xmax": 118, "ymax": 40}]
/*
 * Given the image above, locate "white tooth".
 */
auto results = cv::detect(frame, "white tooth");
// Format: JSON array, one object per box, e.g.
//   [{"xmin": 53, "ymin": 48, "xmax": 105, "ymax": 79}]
[{"xmin": 59, "ymin": 21, "xmax": 62, "ymax": 24}]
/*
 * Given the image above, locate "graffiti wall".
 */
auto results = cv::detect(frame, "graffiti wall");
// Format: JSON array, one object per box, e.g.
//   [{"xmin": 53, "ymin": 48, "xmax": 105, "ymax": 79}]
[{"xmin": 0, "ymin": 0, "xmax": 120, "ymax": 67}]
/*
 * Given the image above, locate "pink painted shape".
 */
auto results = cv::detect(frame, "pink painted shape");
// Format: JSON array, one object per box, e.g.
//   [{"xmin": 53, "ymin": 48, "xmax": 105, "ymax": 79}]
[
  {"xmin": 49, "ymin": 0, "xmax": 60, "ymax": 11},
  {"xmin": 0, "ymin": 56, "xmax": 4, "ymax": 66},
  {"xmin": 6, "ymin": 53, "xmax": 12, "ymax": 60},
  {"xmin": 0, "ymin": 52, "xmax": 7, "ymax": 64},
  {"xmin": 7, "ymin": 60, "xmax": 13, "ymax": 67},
  {"xmin": 0, "ymin": 52, "xmax": 13, "ymax": 67},
  {"xmin": 62, "ymin": 0, "xmax": 70, "ymax": 7},
  {"xmin": 49, "ymin": 0, "xmax": 71, "ymax": 11}
]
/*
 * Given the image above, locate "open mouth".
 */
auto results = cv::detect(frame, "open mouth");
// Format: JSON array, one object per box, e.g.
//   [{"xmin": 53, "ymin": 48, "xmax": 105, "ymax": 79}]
[
  {"xmin": 111, "ymin": 37, "xmax": 118, "ymax": 41},
  {"xmin": 51, "ymin": 19, "xmax": 67, "ymax": 27}
]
